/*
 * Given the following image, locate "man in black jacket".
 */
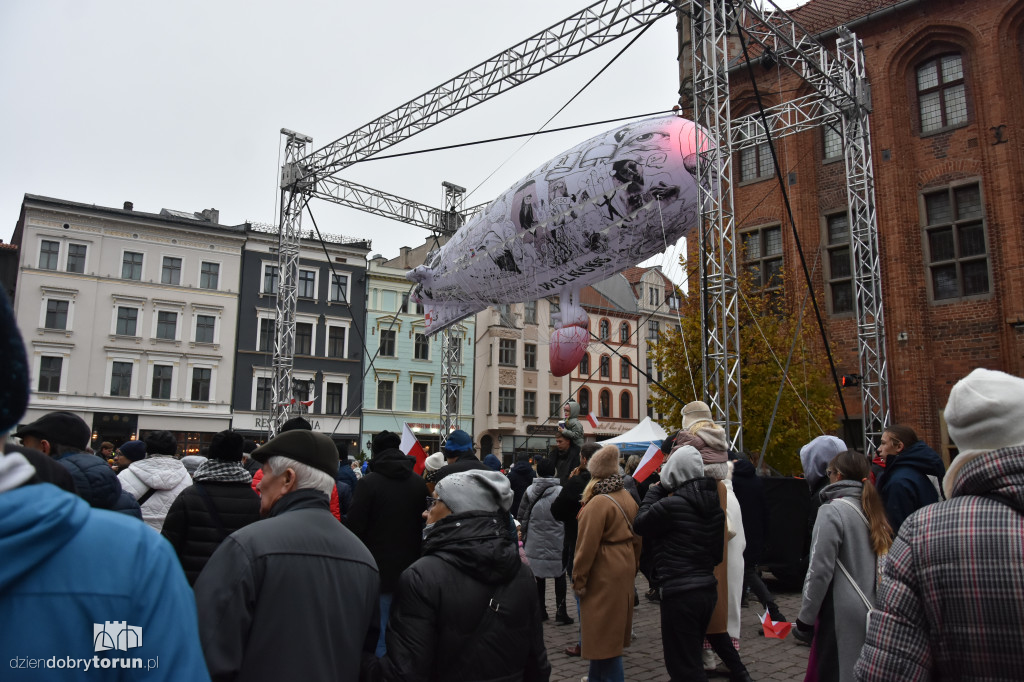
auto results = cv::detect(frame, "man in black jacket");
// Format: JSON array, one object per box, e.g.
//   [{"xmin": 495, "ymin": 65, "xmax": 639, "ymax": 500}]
[
  {"xmin": 549, "ymin": 442, "xmax": 595, "ymax": 657},
  {"xmin": 634, "ymin": 445, "xmax": 725, "ymax": 681},
  {"xmin": 507, "ymin": 451, "xmax": 537, "ymax": 517},
  {"xmin": 194, "ymin": 430, "xmax": 379, "ymax": 682},
  {"xmin": 551, "ymin": 434, "xmax": 581, "ymax": 486},
  {"xmin": 162, "ymin": 430, "xmax": 261, "ymax": 585},
  {"xmin": 345, "ymin": 430, "xmax": 429, "ymax": 657},
  {"xmin": 366, "ymin": 469, "xmax": 551, "ymax": 682},
  {"xmin": 435, "ymin": 429, "xmax": 488, "ymax": 481}
]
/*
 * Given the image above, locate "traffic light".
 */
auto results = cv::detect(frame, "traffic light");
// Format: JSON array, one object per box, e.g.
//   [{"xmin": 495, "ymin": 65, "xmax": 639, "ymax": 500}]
[{"xmin": 840, "ymin": 374, "xmax": 861, "ymax": 388}]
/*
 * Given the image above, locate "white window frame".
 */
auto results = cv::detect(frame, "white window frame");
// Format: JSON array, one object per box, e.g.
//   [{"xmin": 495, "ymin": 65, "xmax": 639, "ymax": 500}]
[
  {"xmin": 147, "ymin": 359, "xmax": 178, "ymax": 401},
  {"xmin": 413, "ymin": 332, "xmax": 430, "ymax": 361},
  {"xmin": 256, "ymin": 311, "xmax": 276, "ymax": 352},
  {"xmin": 330, "ymin": 272, "xmax": 351, "ymax": 303},
  {"xmin": 120, "ymin": 249, "xmax": 145, "ymax": 281},
  {"xmin": 325, "ymin": 320, "xmax": 351, "ymax": 359},
  {"xmin": 153, "ymin": 307, "xmax": 181, "ymax": 342},
  {"xmin": 160, "ymin": 254, "xmax": 183, "ymax": 286},
  {"xmin": 261, "ymin": 261, "xmax": 280, "ymax": 295},
  {"xmin": 113, "ymin": 304, "xmax": 141, "ymax": 337},
  {"xmin": 198, "ymin": 259, "xmax": 222, "ymax": 290},
  {"xmin": 39, "ymin": 287, "xmax": 77, "ymax": 332},
  {"xmin": 297, "ymin": 267, "xmax": 319, "ymax": 300},
  {"xmin": 295, "ymin": 313, "xmax": 318, "ymax": 356},
  {"xmin": 411, "ymin": 381, "xmax": 430, "ymax": 412},
  {"xmin": 321, "ymin": 372, "xmax": 349, "ymax": 416},
  {"xmin": 193, "ymin": 312, "xmax": 218, "ymax": 345},
  {"xmin": 38, "ymin": 238, "xmax": 61, "ymax": 271},
  {"xmin": 106, "ymin": 354, "xmax": 140, "ymax": 398},
  {"xmin": 35, "ymin": 352, "xmax": 69, "ymax": 394},
  {"xmin": 251, "ymin": 368, "xmax": 274, "ymax": 411},
  {"xmin": 187, "ymin": 362, "xmax": 217, "ymax": 403},
  {"xmin": 66, "ymin": 242, "xmax": 89, "ymax": 273}
]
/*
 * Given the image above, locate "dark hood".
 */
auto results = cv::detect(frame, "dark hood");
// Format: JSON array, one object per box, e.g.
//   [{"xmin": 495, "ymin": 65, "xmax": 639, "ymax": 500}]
[
  {"xmin": 510, "ymin": 460, "xmax": 535, "ymax": 475},
  {"xmin": 370, "ymin": 448, "xmax": 415, "ymax": 479},
  {"xmin": 731, "ymin": 458, "xmax": 757, "ymax": 479},
  {"xmin": 887, "ymin": 441, "xmax": 946, "ymax": 479},
  {"xmin": 952, "ymin": 445, "xmax": 1024, "ymax": 513},
  {"xmin": 424, "ymin": 511, "xmax": 520, "ymax": 585}
]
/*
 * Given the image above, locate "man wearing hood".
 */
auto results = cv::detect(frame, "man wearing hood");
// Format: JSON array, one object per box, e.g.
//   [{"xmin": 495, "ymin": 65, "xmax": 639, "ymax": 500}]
[
  {"xmin": 118, "ymin": 430, "xmax": 191, "ymax": 532},
  {"xmin": 508, "ymin": 452, "xmax": 537, "ymax": 516},
  {"xmin": 365, "ymin": 469, "xmax": 550, "ymax": 682},
  {"xmin": 345, "ymin": 430, "xmax": 429, "ymax": 657},
  {"xmin": 14, "ymin": 411, "xmax": 141, "ymax": 519},
  {"xmin": 635, "ymin": 445, "xmax": 725, "ymax": 681},
  {"xmin": 0, "ymin": 287, "xmax": 208, "ymax": 679},
  {"xmin": 874, "ymin": 424, "xmax": 945, "ymax": 534},
  {"xmin": 194, "ymin": 430, "xmax": 379, "ymax": 682},
  {"xmin": 856, "ymin": 368, "xmax": 1024, "ymax": 680},
  {"xmin": 161, "ymin": 430, "xmax": 261, "ymax": 585}
]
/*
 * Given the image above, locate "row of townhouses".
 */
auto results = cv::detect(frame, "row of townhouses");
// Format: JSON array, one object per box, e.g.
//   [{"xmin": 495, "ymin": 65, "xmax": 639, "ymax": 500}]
[{"xmin": 7, "ymin": 194, "xmax": 679, "ymax": 462}]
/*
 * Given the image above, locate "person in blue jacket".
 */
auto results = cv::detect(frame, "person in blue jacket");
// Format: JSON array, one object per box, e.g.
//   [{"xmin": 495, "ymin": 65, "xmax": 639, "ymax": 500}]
[{"xmin": 875, "ymin": 424, "xmax": 946, "ymax": 534}]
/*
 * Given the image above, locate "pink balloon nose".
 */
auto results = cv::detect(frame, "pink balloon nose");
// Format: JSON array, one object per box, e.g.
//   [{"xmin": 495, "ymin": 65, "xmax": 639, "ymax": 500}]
[{"xmin": 550, "ymin": 326, "xmax": 590, "ymax": 377}]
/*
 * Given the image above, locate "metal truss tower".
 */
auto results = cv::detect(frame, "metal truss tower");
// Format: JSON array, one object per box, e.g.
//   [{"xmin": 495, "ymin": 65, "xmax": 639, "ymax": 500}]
[
  {"xmin": 439, "ymin": 182, "xmax": 467, "ymax": 444},
  {"xmin": 690, "ymin": 0, "xmax": 890, "ymax": 452}
]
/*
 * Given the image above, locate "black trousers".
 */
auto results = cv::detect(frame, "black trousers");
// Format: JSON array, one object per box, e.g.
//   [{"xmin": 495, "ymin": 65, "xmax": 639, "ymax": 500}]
[
  {"xmin": 743, "ymin": 561, "xmax": 775, "ymax": 609},
  {"xmin": 660, "ymin": 589, "xmax": 716, "ymax": 682},
  {"xmin": 536, "ymin": 574, "xmax": 568, "ymax": 612}
]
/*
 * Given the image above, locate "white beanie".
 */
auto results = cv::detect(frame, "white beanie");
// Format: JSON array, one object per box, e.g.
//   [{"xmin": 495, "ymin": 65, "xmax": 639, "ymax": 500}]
[
  {"xmin": 423, "ymin": 453, "xmax": 446, "ymax": 473},
  {"xmin": 434, "ymin": 470, "xmax": 513, "ymax": 514},
  {"xmin": 943, "ymin": 368, "xmax": 1024, "ymax": 497},
  {"xmin": 661, "ymin": 445, "xmax": 704, "ymax": 490}
]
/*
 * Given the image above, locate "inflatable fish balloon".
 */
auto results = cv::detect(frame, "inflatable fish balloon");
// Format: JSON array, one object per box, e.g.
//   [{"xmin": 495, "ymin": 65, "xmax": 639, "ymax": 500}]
[{"xmin": 408, "ymin": 114, "xmax": 715, "ymax": 376}]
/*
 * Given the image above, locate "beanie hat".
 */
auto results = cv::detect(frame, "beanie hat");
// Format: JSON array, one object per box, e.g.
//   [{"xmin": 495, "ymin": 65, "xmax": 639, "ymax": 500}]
[
  {"xmin": 424, "ymin": 452, "xmax": 446, "ymax": 473},
  {"xmin": 281, "ymin": 416, "xmax": 313, "ymax": 432},
  {"xmin": 662, "ymin": 445, "xmax": 704, "ymax": 490},
  {"xmin": 181, "ymin": 455, "xmax": 206, "ymax": 476},
  {"xmin": 443, "ymin": 429, "xmax": 474, "ymax": 455},
  {"xmin": 537, "ymin": 457, "xmax": 556, "ymax": 477},
  {"xmin": 118, "ymin": 440, "xmax": 147, "ymax": 462},
  {"xmin": 587, "ymin": 444, "xmax": 621, "ymax": 479},
  {"xmin": 483, "ymin": 453, "xmax": 502, "ymax": 471},
  {"xmin": 681, "ymin": 400, "xmax": 713, "ymax": 430},
  {"xmin": 209, "ymin": 430, "xmax": 244, "ymax": 462},
  {"xmin": 242, "ymin": 440, "xmax": 259, "ymax": 454},
  {"xmin": 435, "ymin": 470, "xmax": 513, "ymax": 514},
  {"xmin": 144, "ymin": 430, "xmax": 178, "ymax": 457},
  {"xmin": 943, "ymin": 368, "xmax": 1024, "ymax": 497},
  {"xmin": 372, "ymin": 430, "xmax": 401, "ymax": 455},
  {"xmin": 800, "ymin": 435, "xmax": 847, "ymax": 489}
]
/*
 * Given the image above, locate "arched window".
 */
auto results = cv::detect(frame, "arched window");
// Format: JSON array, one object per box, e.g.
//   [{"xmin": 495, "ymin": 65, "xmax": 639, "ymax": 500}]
[
  {"xmin": 620, "ymin": 322, "xmax": 630, "ymax": 343},
  {"xmin": 599, "ymin": 319, "xmax": 610, "ymax": 340},
  {"xmin": 916, "ymin": 53, "xmax": 967, "ymax": 133},
  {"xmin": 620, "ymin": 358, "xmax": 631, "ymax": 381},
  {"xmin": 600, "ymin": 355, "xmax": 610, "ymax": 378},
  {"xmin": 619, "ymin": 391, "xmax": 631, "ymax": 419},
  {"xmin": 599, "ymin": 390, "xmax": 611, "ymax": 418},
  {"xmin": 578, "ymin": 388, "xmax": 590, "ymax": 415},
  {"xmin": 579, "ymin": 353, "xmax": 590, "ymax": 376}
]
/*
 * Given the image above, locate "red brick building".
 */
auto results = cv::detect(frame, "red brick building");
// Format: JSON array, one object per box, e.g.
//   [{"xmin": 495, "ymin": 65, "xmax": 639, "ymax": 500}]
[{"xmin": 703, "ymin": 0, "xmax": 1024, "ymax": 462}]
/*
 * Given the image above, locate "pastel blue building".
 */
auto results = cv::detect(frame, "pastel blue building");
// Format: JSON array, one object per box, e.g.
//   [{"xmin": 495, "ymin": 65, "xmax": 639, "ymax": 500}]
[{"xmin": 360, "ymin": 246, "xmax": 474, "ymax": 458}]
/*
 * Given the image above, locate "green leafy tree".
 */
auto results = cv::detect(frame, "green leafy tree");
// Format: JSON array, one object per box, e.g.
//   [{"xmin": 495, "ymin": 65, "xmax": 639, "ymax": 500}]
[{"xmin": 650, "ymin": 266, "xmax": 841, "ymax": 475}]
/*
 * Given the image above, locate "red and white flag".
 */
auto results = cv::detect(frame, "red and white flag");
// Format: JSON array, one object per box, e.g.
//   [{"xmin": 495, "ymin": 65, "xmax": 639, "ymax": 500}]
[
  {"xmin": 401, "ymin": 423, "xmax": 428, "ymax": 475},
  {"xmin": 586, "ymin": 411, "xmax": 600, "ymax": 428},
  {"xmin": 632, "ymin": 442, "xmax": 664, "ymax": 483},
  {"xmin": 761, "ymin": 610, "xmax": 793, "ymax": 639}
]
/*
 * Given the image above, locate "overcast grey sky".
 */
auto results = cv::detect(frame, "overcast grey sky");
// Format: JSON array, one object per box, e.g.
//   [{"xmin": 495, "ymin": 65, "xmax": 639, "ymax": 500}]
[{"xmin": 0, "ymin": 0, "xmax": 803, "ymax": 261}]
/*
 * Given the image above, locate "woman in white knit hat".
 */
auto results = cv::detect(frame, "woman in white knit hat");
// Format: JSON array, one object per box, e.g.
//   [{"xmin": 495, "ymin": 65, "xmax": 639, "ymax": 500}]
[{"xmin": 572, "ymin": 444, "xmax": 642, "ymax": 682}]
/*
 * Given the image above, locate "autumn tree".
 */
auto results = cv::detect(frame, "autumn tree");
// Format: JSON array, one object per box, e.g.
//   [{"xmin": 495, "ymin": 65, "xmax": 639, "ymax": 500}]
[{"xmin": 649, "ymin": 265, "xmax": 842, "ymax": 475}]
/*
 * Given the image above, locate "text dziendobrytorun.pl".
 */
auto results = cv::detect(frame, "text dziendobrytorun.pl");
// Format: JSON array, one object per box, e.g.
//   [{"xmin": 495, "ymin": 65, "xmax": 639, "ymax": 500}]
[{"xmin": 10, "ymin": 656, "xmax": 159, "ymax": 671}]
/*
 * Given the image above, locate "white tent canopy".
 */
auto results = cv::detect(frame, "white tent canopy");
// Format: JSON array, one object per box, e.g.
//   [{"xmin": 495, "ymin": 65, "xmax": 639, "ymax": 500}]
[{"xmin": 596, "ymin": 417, "xmax": 669, "ymax": 451}]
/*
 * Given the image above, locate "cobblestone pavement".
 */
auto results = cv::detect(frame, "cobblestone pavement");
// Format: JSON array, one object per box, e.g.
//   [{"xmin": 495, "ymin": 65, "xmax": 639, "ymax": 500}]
[{"xmin": 541, "ymin": 576, "xmax": 807, "ymax": 681}]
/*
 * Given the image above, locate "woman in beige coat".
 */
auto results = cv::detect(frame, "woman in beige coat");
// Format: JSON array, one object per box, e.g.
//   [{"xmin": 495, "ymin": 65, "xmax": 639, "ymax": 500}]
[{"xmin": 573, "ymin": 444, "xmax": 642, "ymax": 682}]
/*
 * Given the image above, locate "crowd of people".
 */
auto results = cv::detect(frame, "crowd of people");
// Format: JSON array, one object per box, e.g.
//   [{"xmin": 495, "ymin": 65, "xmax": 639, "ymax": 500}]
[{"xmin": 1, "ymin": 283, "xmax": 1023, "ymax": 680}]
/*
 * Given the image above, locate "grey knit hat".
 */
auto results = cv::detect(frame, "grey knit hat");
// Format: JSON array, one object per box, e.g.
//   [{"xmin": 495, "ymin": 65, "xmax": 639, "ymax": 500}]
[
  {"xmin": 662, "ymin": 445, "xmax": 704, "ymax": 490},
  {"xmin": 434, "ymin": 470, "xmax": 513, "ymax": 514}
]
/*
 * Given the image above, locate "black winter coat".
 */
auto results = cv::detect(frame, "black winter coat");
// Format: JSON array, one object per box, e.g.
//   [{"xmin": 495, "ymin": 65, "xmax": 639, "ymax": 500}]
[
  {"xmin": 195, "ymin": 489, "xmax": 380, "ymax": 682},
  {"xmin": 633, "ymin": 477, "xmax": 725, "ymax": 597},
  {"xmin": 552, "ymin": 444, "xmax": 581, "ymax": 486},
  {"xmin": 550, "ymin": 469, "xmax": 590, "ymax": 553},
  {"xmin": 730, "ymin": 459, "xmax": 769, "ymax": 564},
  {"xmin": 55, "ymin": 451, "xmax": 141, "ymax": 519},
  {"xmin": 370, "ymin": 511, "xmax": 551, "ymax": 682},
  {"xmin": 345, "ymin": 448, "xmax": 428, "ymax": 592},
  {"xmin": 507, "ymin": 460, "xmax": 537, "ymax": 517},
  {"xmin": 161, "ymin": 480, "xmax": 261, "ymax": 585}
]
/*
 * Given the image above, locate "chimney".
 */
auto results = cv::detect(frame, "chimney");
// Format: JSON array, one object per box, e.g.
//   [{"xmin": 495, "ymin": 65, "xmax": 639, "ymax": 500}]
[
  {"xmin": 201, "ymin": 208, "xmax": 220, "ymax": 224},
  {"xmin": 399, "ymin": 246, "xmax": 411, "ymax": 269},
  {"xmin": 123, "ymin": 201, "xmax": 134, "ymax": 211}
]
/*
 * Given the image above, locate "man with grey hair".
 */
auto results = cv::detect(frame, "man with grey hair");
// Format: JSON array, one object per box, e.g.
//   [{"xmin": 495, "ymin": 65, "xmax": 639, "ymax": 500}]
[{"xmin": 194, "ymin": 429, "xmax": 380, "ymax": 682}]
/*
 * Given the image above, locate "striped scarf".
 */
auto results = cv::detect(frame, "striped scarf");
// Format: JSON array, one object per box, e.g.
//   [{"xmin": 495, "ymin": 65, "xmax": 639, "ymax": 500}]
[{"xmin": 193, "ymin": 460, "xmax": 252, "ymax": 483}]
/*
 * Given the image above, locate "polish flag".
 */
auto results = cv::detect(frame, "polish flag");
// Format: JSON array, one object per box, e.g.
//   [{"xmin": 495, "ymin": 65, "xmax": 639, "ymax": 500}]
[
  {"xmin": 632, "ymin": 443, "xmax": 664, "ymax": 483},
  {"xmin": 586, "ymin": 412, "xmax": 600, "ymax": 428},
  {"xmin": 300, "ymin": 394, "xmax": 316, "ymax": 408},
  {"xmin": 401, "ymin": 423, "xmax": 428, "ymax": 475},
  {"xmin": 761, "ymin": 611, "xmax": 793, "ymax": 639}
]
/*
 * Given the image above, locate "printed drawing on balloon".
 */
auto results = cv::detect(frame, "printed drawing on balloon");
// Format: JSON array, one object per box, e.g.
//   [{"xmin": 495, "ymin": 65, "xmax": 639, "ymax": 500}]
[{"xmin": 408, "ymin": 114, "xmax": 716, "ymax": 376}]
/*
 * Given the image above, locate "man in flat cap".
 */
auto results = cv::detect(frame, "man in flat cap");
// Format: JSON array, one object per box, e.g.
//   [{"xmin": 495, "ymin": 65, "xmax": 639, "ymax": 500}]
[{"xmin": 194, "ymin": 429, "xmax": 380, "ymax": 682}]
